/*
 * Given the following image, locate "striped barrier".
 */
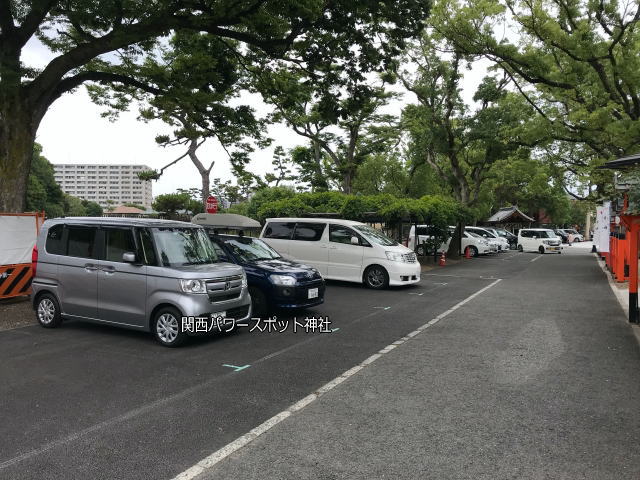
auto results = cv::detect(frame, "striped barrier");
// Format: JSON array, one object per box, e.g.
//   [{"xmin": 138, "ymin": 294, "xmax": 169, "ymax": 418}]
[{"xmin": 0, "ymin": 263, "xmax": 33, "ymax": 299}]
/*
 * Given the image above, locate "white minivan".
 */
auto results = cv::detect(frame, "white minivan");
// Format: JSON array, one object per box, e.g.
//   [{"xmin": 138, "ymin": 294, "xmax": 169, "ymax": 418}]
[
  {"xmin": 260, "ymin": 218, "xmax": 420, "ymax": 289},
  {"xmin": 517, "ymin": 228, "xmax": 563, "ymax": 254}
]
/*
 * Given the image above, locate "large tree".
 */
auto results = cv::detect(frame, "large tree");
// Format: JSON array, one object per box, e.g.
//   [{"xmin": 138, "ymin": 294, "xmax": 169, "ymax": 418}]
[
  {"xmin": 255, "ymin": 67, "xmax": 401, "ymax": 194},
  {"xmin": 0, "ymin": 0, "xmax": 429, "ymax": 212},
  {"xmin": 399, "ymin": 35, "xmax": 534, "ymax": 206},
  {"xmin": 430, "ymin": 0, "xmax": 640, "ymax": 198},
  {"xmin": 94, "ymin": 32, "xmax": 267, "ymax": 205}
]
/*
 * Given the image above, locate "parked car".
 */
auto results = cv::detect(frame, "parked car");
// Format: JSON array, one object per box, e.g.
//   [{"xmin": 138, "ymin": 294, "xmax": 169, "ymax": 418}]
[
  {"xmin": 208, "ymin": 234, "xmax": 325, "ymax": 317},
  {"xmin": 407, "ymin": 224, "xmax": 450, "ymax": 256},
  {"xmin": 562, "ymin": 228, "xmax": 584, "ymax": 242},
  {"xmin": 517, "ymin": 228, "xmax": 563, "ymax": 254},
  {"xmin": 408, "ymin": 225, "xmax": 492, "ymax": 257},
  {"xmin": 465, "ymin": 226, "xmax": 509, "ymax": 252},
  {"xmin": 260, "ymin": 218, "xmax": 420, "ymax": 289},
  {"xmin": 554, "ymin": 229, "xmax": 569, "ymax": 244},
  {"xmin": 491, "ymin": 228, "xmax": 518, "ymax": 248},
  {"xmin": 31, "ymin": 217, "xmax": 251, "ymax": 347},
  {"xmin": 466, "ymin": 231, "xmax": 499, "ymax": 253}
]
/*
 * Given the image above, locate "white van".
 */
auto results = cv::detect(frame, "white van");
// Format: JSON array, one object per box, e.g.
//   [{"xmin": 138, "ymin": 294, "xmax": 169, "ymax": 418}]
[
  {"xmin": 260, "ymin": 218, "xmax": 420, "ymax": 289},
  {"xmin": 517, "ymin": 228, "xmax": 563, "ymax": 254}
]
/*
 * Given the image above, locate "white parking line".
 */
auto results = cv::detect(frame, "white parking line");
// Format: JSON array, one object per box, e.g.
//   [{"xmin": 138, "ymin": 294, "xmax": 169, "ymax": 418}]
[
  {"xmin": 530, "ymin": 256, "xmax": 543, "ymax": 263},
  {"xmin": 171, "ymin": 278, "xmax": 503, "ymax": 480}
]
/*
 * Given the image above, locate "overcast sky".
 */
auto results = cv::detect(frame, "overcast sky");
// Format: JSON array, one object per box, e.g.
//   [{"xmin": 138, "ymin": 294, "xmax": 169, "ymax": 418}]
[{"xmin": 25, "ymin": 38, "xmax": 489, "ymax": 198}]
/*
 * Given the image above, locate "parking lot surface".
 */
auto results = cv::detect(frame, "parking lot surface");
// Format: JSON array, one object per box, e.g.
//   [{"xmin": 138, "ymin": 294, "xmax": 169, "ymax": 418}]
[{"xmin": 2, "ymin": 246, "xmax": 640, "ymax": 479}]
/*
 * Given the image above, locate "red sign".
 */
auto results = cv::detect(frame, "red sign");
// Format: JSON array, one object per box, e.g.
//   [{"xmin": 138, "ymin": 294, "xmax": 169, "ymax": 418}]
[{"xmin": 206, "ymin": 196, "xmax": 218, "ymax": 214}]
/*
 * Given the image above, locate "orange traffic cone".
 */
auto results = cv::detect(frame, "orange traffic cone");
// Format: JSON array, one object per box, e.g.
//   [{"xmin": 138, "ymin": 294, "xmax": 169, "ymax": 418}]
[
  {"xmin": 464, "ymin": 246, "xmax": 471, "ymax": 259},
  {"xmin": 439, "ymin": 251, "xmax": 446, "ymax": 266}
]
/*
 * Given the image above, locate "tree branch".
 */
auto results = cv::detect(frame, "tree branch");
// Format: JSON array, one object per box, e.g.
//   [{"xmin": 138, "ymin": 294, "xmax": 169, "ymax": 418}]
[
  {"xmin": 0, "ymin": 0, "xmax": 15, "ymax": 36},
  {"xmin": 35, "ymin": 70, "xmax": 164, "ymax": 124},
  {"xmin": 14, "ymin": 0, "xmax": 58, "ymax": 47}
]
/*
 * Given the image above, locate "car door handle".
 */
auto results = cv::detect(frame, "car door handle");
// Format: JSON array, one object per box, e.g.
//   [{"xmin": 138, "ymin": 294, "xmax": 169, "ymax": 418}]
[
  {"xmin": 329, "ymin": 246, "xmax": 337, "ymax": 250},
  {"xmin": 100, "ymin": 266, "xmax": 116, "ymax": 274},
  {"xmin": 84, "ymin": 264, "xmax": 99, "ymax": 272}
]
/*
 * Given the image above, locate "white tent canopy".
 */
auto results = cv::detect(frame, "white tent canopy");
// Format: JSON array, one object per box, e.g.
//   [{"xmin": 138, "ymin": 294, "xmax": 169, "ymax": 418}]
[{"xmin": 0, "ymin": 215, "xmax": 41, "ymax": 265}]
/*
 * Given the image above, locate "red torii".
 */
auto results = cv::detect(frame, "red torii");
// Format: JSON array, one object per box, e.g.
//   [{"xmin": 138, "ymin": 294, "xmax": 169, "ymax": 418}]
[{"xmin": 601, "ymin": 154, "xmax": 640, "ymax": 323}]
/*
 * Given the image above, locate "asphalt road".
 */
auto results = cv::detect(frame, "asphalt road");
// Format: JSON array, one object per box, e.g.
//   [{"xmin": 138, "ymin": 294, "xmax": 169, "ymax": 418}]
[
  {"xmin": 2, "ymin": 247, "xmax": 638, "ymax": 479},
  {"xmin": 195, "ymin": 245, "xmax": 640, "ymax": 480}
]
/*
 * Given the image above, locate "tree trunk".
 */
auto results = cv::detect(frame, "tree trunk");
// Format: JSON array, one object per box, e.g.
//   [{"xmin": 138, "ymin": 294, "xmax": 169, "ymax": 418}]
[
  {"xmin": 342, "ymin": 171, "xmax": 352, "ymax": 194},
  {"xmin": 1, "ymin": 44, "xmax": 38, "ymax": 213},
  {"xmin": 0, "ymin": 98, "xmax": 36, "ymax": 213},
  {"xmin": 186, "ymin": 138, "xmax": 213, "ymax": 207},
  {"xmin": 446, "ymin": 222, "xmax": 463, "ymax": 259},
  {"xmin": 201, "ymin": 170, "xmax": 211, "ymax": 205},
  {"xmin": 312, "ymin": 141, "xmax": 327, "ymax": 191}
]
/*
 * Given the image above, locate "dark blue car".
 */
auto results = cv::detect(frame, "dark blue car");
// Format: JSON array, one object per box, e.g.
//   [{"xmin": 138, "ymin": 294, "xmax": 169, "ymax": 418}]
[{"xmin": 208, "ymin": 234, "xmax": 325, "ymax": 316}]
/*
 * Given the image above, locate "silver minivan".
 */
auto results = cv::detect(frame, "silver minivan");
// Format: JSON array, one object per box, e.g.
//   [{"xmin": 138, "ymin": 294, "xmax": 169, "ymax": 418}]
[{"xmin": 31, "ymin": 218, "xmax": 251, "ymax": 346}]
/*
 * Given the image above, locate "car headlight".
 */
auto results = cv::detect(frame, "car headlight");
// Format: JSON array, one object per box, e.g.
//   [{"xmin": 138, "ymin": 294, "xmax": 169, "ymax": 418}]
[
  {"xmin": 385, "ymin": 251, "xmax": 405, "ymax": 262},
  {"xmin": 270, "ymin": 274, "xmax": 297, "ymax": 286},
  {"xmin": 241, "ymin": 272, "xmax": 248, "ymax": 288},
  {"xmin": 179, "ymin": 279, "xmax": 207, "ymax": 294}
]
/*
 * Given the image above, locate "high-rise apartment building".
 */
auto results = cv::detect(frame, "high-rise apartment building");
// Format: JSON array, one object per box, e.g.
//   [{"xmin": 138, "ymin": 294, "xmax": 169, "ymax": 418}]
[{"xmin": 53, "ymin": 164, "xmax": 153, "ymax": 209}]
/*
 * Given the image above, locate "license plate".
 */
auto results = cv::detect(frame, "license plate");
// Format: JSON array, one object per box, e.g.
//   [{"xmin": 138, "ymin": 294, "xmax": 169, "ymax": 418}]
[
  {"xmin": 549, "ymin": 247, "xmax": 559, "ymax": 251},
  {"xmin": 308, "ymin": 288, "xmax": 319, "ymax": 299},
  {"xmin": 211, "ymin": 311, "xmax": 226, "ymax": 319}
]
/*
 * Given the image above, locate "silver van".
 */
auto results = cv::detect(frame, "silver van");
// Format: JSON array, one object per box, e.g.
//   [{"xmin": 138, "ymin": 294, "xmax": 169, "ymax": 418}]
[{"xmin": 31, "ymin": 218, "xmax": 251, "ymax": 346}]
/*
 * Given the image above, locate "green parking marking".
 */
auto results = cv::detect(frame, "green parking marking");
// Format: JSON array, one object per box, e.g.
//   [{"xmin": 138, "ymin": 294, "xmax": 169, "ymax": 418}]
[
  {"xmin": 331, "ymin": 328, "xmax": 340, "ymax": 333},
  {"xmin": 222, "ymin": 364, "xmax": 251, "ymax": 372}
]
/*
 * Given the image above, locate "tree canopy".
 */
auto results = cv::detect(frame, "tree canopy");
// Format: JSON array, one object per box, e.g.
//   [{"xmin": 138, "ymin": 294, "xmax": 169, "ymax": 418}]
[
  {"xmin": 428, "ymin": 0, "xmax": 640, "ymax": 199},
  {"xmin": 0, "ymin": 0, "xmax": 431, "ymax": 212}
]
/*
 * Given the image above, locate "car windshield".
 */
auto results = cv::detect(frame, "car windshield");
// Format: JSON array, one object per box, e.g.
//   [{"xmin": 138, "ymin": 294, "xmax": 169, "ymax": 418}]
[
  {"xmin": 152, "ymin": 227, "xmax": 218, "ymax": 267},
  {"xmin": 539, "ymin": 230, "xmax": 558, "ymax": 239},
  {"xmin": 467, "ymin": 231, "xmax": 483, "ymax": 238},
  {"xmin": 353, "ymin": 224, "xmax": 398, "ymax": 246},
  {"xmin": 222, "ymin": 237, "xmax": 281, "ymax": 262}
]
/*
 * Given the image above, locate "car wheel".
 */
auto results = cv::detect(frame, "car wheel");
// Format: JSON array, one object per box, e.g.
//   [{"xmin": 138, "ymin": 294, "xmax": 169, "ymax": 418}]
[
  {"xmin": 517, "ymin": 244, "xmax": 523, "ymax": 252},
  {"xmin": 363, "ymin": 265, "xmax": 389, "ymax": 289},
  {"xmin": 249, "ymin": 286, "xmax": 268, "ymax": 317},
  {"xmin": 469, "ymin": 246, "xmax": 479, "ymax": 257},
  {"xmin": 36, "ymin": 293, "xmax": 62, "ymax": 328},
  {"xmin": 538, "ymin": 246, "xmax": 545, "ymax": 254},
  {"xmin": 152, "ymin": 307, "xmax": 186, "ymax": 347}
]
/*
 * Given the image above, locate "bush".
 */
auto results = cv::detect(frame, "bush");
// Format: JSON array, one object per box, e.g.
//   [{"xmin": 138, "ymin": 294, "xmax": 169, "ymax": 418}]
[{"xmin": 230, "ymin": 187, "xmax": 467, "ymax": 232}]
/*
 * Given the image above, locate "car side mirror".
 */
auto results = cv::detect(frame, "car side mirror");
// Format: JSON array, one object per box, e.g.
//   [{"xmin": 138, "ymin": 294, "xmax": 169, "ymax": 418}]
[
  {"xmin": 350, "ymin": 236, "xmax": 360, "ymax": 245},
  {"xmin": 122, "ymin": 252, "xmax": 137, "ymax": 263}
]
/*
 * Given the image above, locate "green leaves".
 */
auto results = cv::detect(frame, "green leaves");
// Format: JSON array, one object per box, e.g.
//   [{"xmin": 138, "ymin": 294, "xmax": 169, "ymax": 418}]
[
  {"xmin": 238, "ymin": 186, "xmax": 467, "ymax": 224},
  {"xmin": 400, "ymin": 31, "xmax": 533, "ymax": 206},
  {"xmin": 429, "ymin": 0, "xmax": 640, "ymax": 198}
]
